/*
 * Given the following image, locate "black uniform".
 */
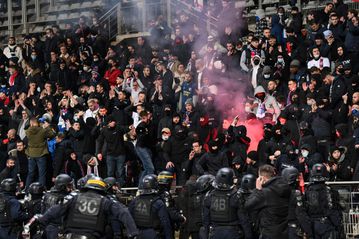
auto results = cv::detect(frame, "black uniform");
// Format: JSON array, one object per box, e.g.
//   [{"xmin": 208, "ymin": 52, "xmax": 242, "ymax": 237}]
[
  {"xmin": 129, "ymin": 193, "xmax": 173, "ymax": 239},
  {"xmin": 41, "ymin": 189, "xmax": 69, "ymax": 238},
  {"xmin": 0, "ymin": 192, "xmax": 30, "ymax": 239},
  {"xmin": 203, "ymin": 187, "xmax": 251, "ymax": 239},
  {"xmin": 297, "ymin": 183, "xmax": 342, "ymax": 239},
  {"xmin": 38, "ymin": 189, "xmax": 139, "ymax": 239},
  {"xmin": 160, "ymin": 190, "xmax": 185, "ymax": 231},
  {"xmin": 179, "ymin": 180, "xmax": 204, "ymax": 239}
]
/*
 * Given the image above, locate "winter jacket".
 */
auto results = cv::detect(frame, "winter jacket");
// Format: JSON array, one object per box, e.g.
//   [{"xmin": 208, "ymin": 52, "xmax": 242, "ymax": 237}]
[
  {"xmin": 345, "ymin": 21, "xmax": 359, "ymax": 53},
  {"xmin": 196, "ymin": 151, "xmax": 229, "ymax": 175},
  {"xmin": 96, "ymin": 125, "xmax": 128, "ymax": 156},
  {"xmin": 25, "ymin": 126, "xmax": 56, "ymax": 157},
  {"xmin": 245, "ymin": 176, "xmax": 291, "ymax": 239}
]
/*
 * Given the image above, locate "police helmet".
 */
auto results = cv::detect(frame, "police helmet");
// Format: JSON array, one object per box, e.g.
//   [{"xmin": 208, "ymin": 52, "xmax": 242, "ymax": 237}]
[
  {"xmin": 84, "ymin": 176, "xmax": 107, "ymax": 192},
  {"xmin": 158, "ymin": 171, "xmax": 174, "ymax": 186},
  {"xmin": 240, "ymin": 174, "xmax": 256, "ymax": 192},
  {"xmin": 213, "ymin": 167, "xmax": 235, "ymax": 190},
  {"xmin": 281, "ymin": 167, "xmax": 299, "ymax": 185},
  {"xmin": 1, "ymin": 178, "xmax": 17, "ymax": 192},
  {"xmin": 310, "ymin": 163, "xmax": 328, "ymax": 182},
  {"xmin": 196, "ymin": 174, "xmax": 215, "ymax": 193},
  {"xmin": 29, "ymin": 182, "xmax": 45, "ymax": 195},
  {"xmin": 54, "ymin": 174, "xmax": 73, "ymax": 192},
  {"xmin": 104, "ymin": 177, "xmax": 117, "ymax": 191},
  {"xmin": 76, "ymin": 174, "xmax": 95, "ymax": 190},
  {"xmin": 141, "ymin": 175, "xmax": 159, "ymax": 194}
]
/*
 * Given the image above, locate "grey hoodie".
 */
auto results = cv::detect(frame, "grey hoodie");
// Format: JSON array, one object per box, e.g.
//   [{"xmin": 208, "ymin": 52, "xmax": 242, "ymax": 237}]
[{"xmin": 253, "ymin": 86, "xmax": 281, "ymax": 122}]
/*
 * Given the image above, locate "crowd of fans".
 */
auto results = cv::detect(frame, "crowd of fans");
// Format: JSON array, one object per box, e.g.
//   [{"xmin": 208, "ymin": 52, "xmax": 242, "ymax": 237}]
[{"xmin": 0, "ymin": 0, "xmax": 358, "ymax": 192}]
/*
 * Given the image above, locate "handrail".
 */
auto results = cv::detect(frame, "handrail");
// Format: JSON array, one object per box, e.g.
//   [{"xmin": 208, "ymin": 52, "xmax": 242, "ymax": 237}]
[{"xmin": 98, "ymin": 0, "xmax": 122, "ymax": 22}]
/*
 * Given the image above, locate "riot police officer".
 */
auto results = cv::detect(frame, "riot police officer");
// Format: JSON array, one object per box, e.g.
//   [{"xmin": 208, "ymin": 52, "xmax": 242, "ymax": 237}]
[
  {"xmin": 282, "ymin": 167, "xmax": 303, "ymax": 239},
  {"xmin": 35, "ymin": 176, "xmax": 139, "ymax": 239},
  {"xmin": 26, "ymin": 182, "xmax": 46, "ymax": 216},
  {"xmin": 24, "ymin": 182, "xmax": 45, "ymax": 239},
  {"xmin": 297, "ymin": 164, "xmax": 342, "ymax": 239},
  {"xmin": 158, "ymin": 170, "xmax": 186, "ymax": 231},
  {"xmin": 181, "ymin": 174, "xmax": 215, "ymax": 239},
  {"xmin": 41, "ymin": 173, "xmax": 74, "ymax": 238},
  {"xmin": 203, "ymin": 168, "xmax": 252, "ymax": 239},
  {"xmin": 129, "ymin": 174, "xmax": 173, "ymax": 239},
  {"xmin": 0, "ymin": 178, "xmax": 30, "ymax": 239},
  {"xmin": 237, "ymin": 174, "xmax": 257, "ymax": 239}
]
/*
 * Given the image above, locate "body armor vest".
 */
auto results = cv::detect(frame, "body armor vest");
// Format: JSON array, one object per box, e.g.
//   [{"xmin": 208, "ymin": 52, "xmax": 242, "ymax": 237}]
[
  {"xmin": 43, "ymin": 192, "xmax": 65, "ymax": 212},
  {"xmin": 305, "ymin": 184, "xmax": 333, "ymax": 218},
  {"xmin": 65, "ymin": 192, "xmax": 106, "ymax": 233},
  {"xmin": 133, "ymin": 195, "xmax": 161, "ymax": 229},
  {"xmin": 188, "ymin": 193, "xmax": 203, "ymax": 227},
  {"xmin": 0, "ymin": 194, "xmax": 11, "ymax": 225},
  {"xmin": 209, "ymin": 189, "xmax": 238, "ymax": 225}
]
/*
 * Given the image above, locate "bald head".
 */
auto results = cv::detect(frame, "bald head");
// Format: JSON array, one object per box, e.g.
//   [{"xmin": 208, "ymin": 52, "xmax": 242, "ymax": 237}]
[{"xmin": 353, "ymin": 92, "xmax": 359, "ymax": 104}]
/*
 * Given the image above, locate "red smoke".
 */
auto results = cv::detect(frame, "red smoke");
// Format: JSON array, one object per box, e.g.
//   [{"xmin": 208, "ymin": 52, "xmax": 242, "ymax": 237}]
[{"xmin": 222, "ymin": 119, "xmax": 264, "ymax": 152}]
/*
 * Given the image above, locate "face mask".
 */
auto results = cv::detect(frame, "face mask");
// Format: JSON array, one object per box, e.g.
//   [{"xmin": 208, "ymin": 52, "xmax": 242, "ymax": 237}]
[
  {"xmin": 277, "ymin": 58, "xmax": 284, "ymax": 64},
  {"xmin": 264, "ymin": 74, "xmax": 271, "ymax": 79},
  {"xmin": 289, "ymin": 153, "xmax": 297, "ymax": 160},
  {"xmin": 256, "ymin": 94, "xmax": 265, "ymax": 101},
  {"xmin": 313, "ymin": 54, "xmax": 320, "ymax": 60},
  {"xmin": 162, "ymin": 135, "xmax": 169, "ymax": 141},
  {"xmin": 278, "ymin": 13, "xmax": 284, "ymax": 16},
  {"xmin": 307, "ymin": 100, "xmax": 314, "ymax": 106},
  {"xmin": 253, "ymin": 59, "xmax": 260, "ymax": 65},
  {"xmin": 83, "ymin": 66, "xmax": 89, "ymax": 72},
  {"xmin": 46, "ymin": 34, "xmax": 51, "ymax": 38},
  {"xmin": 301, "ymin": 150, "xmax": 309, "ymax": 157},
  {"xmin": 245, "ymin": 106, "xmax": 251, "ymax": 113},
  {"xmin": 278, "ymin": 103, "xmax": 282, "ymax": 108},
  {"xmin": 93, "ymin": 58, "xmax": 99, "ymax": 62},
  {"xmin": 264, "ymin": 130, "xmax": 272, "ymax": 139},
  {"xmin": 31, "ymin": 55, "xmax": 37, "ymax": 60}
]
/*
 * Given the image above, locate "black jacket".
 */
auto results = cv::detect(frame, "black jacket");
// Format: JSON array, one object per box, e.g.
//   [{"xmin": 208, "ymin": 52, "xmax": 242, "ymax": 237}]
[
  {"xmin": 245, "ymin": 176, "xmax": 291, "ymax": 239},
  {"xmin": 196, "ymin": 151, "xmax": 229, "ymax": 176},
  {"xmin": 96, "ymin": 125, "xmax": 128, "ymax": 156}
]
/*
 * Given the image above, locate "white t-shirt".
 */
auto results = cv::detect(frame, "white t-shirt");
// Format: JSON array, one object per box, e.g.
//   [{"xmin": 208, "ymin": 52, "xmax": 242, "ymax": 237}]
[{"xmin": 307, "ymin": 57, "xmax": 330, "ymax": 70}]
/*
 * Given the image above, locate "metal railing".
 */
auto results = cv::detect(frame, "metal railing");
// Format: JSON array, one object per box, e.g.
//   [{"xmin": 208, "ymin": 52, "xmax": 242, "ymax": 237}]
[
  {"xmin": 169, "ymin": 0, "xmax": 219, "ymax": 34},
  {"xmin": 97, "ymin": 0, "xmax": 220, "ymax": 41}
]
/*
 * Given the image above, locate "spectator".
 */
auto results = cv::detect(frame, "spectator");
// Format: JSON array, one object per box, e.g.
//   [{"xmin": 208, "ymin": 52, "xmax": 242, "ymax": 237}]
[
  {"xmin": 96, "ymin": 115, "xmax": 128, "ymax": 186},
  {"xmin": 3, "ymin": 37, "xmax": 23, "ymax": 64},
  {"xmin": 25, "ymin": 117, "xmax": 55, "ymax": 188},
  {"xmin": 0, "ymin": 157, "xmax": 18, "ymax": 182}
]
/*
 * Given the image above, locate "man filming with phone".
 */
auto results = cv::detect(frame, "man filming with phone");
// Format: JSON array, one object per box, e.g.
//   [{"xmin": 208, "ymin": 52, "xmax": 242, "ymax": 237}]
[{"xmin": 245, "ymin": 164, "xmax": 291, "ymax": 239}]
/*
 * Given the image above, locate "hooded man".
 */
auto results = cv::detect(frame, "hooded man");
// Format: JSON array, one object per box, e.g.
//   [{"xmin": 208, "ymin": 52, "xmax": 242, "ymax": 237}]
[
  {"xmin": 196, "ymin": 139, "xmax": 229, "ymax": 176},
  {"xmin": 253, "ymin": 85, "xmax": 281, "ymax": 122}
]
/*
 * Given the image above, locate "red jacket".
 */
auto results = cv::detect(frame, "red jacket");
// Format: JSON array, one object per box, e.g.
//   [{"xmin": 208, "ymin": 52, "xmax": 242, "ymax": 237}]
[{"xmin": 104, "ymin": 68, "xmax": 122, "ymax": 86}]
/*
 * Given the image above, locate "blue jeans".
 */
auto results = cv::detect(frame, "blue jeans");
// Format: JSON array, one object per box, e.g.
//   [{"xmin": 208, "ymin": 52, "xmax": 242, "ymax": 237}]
[
  {"xmin": 135, "ymin": 146, "xmax": 155, "ymax": 184},
  {"xmin": 106, "ymin": 154, "xmax": 126, "ymax": 186},
  {"xmin": 26, "ymin": 156, "xmax": 47, "ymax": 189}
]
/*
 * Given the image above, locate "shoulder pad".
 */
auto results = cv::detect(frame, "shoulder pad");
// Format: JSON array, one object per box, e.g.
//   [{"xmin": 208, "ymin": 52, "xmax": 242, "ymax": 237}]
[
  {"xmin": 63, "ymin": 194, "xmax": 75, "ymax": 204},
  {"xmin": 70, "ymin": 192, "xmax": 77, "ymax": 197}
]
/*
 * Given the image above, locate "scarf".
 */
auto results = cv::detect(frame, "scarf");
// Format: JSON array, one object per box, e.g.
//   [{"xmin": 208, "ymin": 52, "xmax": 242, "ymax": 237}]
[{"xmin": 9, "ymin": 71, "xmax": 18, "ymax": 86}]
